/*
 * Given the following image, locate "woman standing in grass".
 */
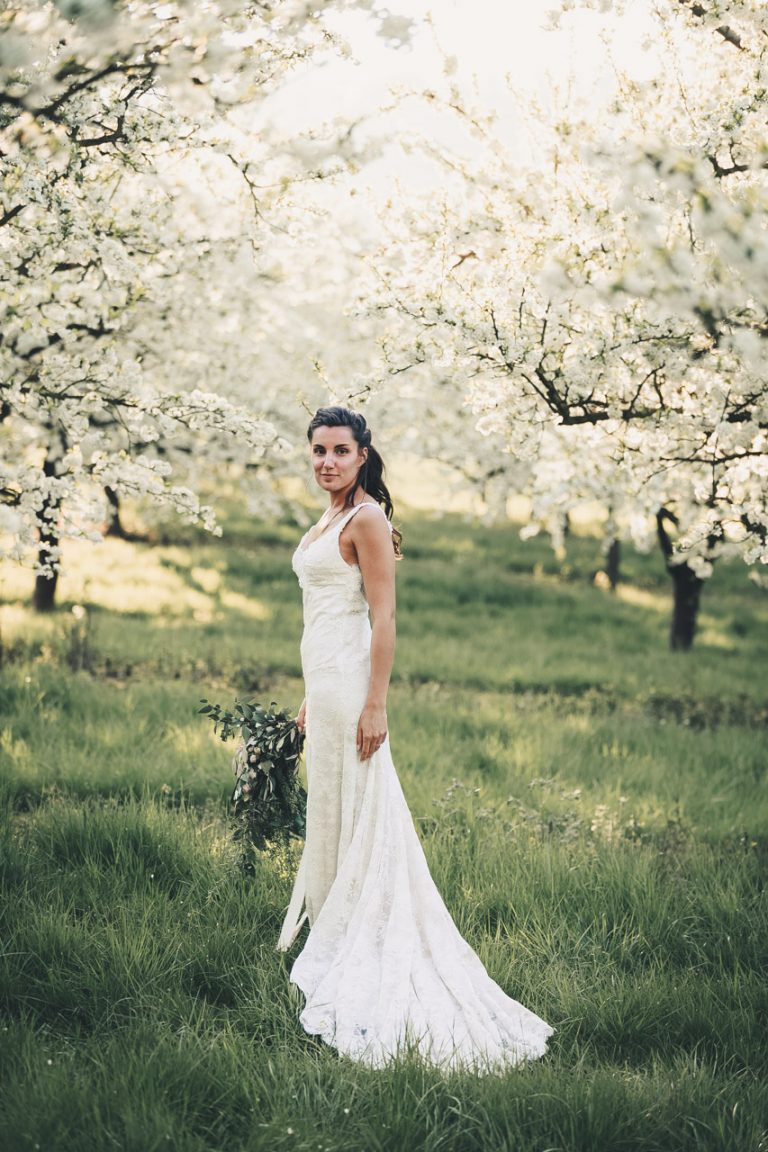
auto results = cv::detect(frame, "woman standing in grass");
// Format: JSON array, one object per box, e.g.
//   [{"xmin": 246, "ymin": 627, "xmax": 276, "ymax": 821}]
[{"xmin": 277, "ymin": 405, "xmax": 552, "ymax": 1072}]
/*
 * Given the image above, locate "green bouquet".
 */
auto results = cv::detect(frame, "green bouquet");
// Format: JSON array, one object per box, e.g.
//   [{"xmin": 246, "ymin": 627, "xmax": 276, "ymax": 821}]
[{"xmin": 199, "ymin": 698, "xmax": 306, "ymax": 870}]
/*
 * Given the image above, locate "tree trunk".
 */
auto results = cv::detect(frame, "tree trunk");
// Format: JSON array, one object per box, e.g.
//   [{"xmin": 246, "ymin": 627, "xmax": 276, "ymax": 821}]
[
  {"xmin": 656, "ymin": 507, "xmax": 704, "ymax": 651},
  {"xmin": 32, "ymin": 446, "xmax": 62, "ymax": 612},
  {"xmin": 104, "ymin": 485, "xmax": 126, "ymax": 538},
  {"xmin": 605, "ymin": 537, "xmax": 621, "ymax": 591},
  {"xmin": 668, "ymin": 561, "xmax": 703, "ymax": 651},
  {"xmin": 33, "ymin": 565, "xmax": 59, "ymax": 612},
  {"xmin": 33, "ymin": 513, "xmax": 60, "ymax": 613}
]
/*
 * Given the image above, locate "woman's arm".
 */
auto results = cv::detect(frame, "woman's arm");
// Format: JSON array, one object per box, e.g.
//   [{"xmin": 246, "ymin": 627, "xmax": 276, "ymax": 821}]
[{"xmin": 350, "ymin": 507, "xmax": 396, "ymax": 761}]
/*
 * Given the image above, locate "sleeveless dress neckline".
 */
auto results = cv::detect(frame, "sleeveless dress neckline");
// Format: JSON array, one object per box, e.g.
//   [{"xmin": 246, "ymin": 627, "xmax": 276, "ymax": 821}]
[
  {"xmin": 298, "ymin": 500, "xmax": 385, "ymax": 557},
  {"xmin": 276, "ymin": 508, "xmax": 553, "ymax": 1073}
]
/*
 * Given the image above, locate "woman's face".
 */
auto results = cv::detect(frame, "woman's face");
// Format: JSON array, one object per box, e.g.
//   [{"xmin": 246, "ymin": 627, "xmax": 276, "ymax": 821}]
[{"xmin": 310, "ymin": 425, "xmax": 367, "ymax": 496}]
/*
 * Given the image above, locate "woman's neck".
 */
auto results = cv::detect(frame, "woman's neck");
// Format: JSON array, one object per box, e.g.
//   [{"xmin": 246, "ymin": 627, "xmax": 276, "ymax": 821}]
[{"xmin": 328, "ymin": 487, "xmax": 364, "ymax": 512}]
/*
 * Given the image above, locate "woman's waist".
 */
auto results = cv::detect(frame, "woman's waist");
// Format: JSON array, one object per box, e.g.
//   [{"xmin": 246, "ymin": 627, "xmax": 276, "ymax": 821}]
[
  {"xmin": 301, "ymin": 597, "xmax": 369, "ymax": 624},
  {"xmin": 302, "ymin": 612, "xmax": 371, "ymax": 641},
  {"xmin": 300, "ymin": 613, "xmax": 371, "ymax": 670}
]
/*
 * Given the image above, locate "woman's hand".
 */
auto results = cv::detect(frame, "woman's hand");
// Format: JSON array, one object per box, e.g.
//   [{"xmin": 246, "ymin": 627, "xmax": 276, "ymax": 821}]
[
  {"xmin": 357, "ymin": 701, "xmax": 387, "ymax": 761},
  {"xmin": 296, "ymin": 698, "xmax": 306, "ymax": 734}
]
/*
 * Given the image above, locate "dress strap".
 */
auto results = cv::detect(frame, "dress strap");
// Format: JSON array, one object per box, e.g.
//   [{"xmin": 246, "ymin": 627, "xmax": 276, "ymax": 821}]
[{"xmin": 337, "ymin": 501, "xmax": 389, "ymax": 532}]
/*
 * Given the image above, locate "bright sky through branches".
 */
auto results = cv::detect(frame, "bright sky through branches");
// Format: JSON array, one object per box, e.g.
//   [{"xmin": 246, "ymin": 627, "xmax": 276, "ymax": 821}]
[{"xmin": 266, "ymin": 0, "xmax": 660, "ymax": 188}]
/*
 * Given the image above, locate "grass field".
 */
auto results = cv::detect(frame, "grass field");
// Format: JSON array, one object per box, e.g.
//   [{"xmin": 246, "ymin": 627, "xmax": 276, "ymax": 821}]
[{"xmin": 1, "ymin": 506, "xmax": 766, "ymax": 1152}]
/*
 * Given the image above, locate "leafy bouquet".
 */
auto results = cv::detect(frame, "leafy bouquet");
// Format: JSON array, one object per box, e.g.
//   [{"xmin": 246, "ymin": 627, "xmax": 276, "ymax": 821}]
[{"xmin": 199, "ymin": 698, "xmax": 306, "ymax": 871}]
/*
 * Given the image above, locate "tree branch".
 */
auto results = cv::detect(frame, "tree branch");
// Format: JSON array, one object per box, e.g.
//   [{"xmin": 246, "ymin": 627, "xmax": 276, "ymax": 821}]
[
  {"xmin": 677, "ymin": 2, "xmax": 745, "ymax": 50},
  {"xmin": 0, "ymin": 204, "xmax": 25, "ymax": 227},
  {"xmin": 656, "ymin": 506, "xmax": 677, "ymax": 563}
]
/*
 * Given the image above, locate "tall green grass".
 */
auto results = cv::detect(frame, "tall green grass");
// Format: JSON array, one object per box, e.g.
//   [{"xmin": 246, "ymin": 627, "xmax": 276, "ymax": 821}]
[{"xmin": 0, "ymin": 511, "xmax": 766, "ymax": 1151}]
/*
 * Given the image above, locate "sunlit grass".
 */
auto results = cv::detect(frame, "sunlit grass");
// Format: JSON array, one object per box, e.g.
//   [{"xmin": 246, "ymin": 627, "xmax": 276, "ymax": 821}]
[
  {"xmin": 616, "ymin": 583, "xmax": 668, "ymax": 613},
  {"xmin": 0, "ymin": 537, "xmax": 271, "ymax": 624}
]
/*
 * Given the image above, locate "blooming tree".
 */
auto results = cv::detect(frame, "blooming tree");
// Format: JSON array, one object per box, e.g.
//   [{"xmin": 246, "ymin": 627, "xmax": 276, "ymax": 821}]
[
  {"xmin": 0, "ymin": 0, "xmax": 372, "ymax": 606},
  {"xmin": 363, "ymin": 0, "xmax": 768, "ymax": 647}
]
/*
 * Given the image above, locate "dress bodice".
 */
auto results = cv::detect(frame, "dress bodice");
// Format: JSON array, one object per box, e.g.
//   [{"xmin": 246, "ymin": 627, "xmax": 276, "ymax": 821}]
[
  {"xmin": 292, "ymin": 502, "xmax": 390, "ymax": 678},
  {"xmin": 292, "ymin": 505, "xmax": 371, "ymax": 621}
]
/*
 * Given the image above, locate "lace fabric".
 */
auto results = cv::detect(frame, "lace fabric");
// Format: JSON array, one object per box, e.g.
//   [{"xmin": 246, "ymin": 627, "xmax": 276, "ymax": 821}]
[{"xmin": 276, "ymin": 502, "xmax": 553, "ymax": 1072}]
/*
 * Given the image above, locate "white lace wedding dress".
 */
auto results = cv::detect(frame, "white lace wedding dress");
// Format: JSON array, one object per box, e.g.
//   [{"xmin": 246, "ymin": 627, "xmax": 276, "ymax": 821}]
[{"xmin": 276, "ymin": 502, "xmax": 553, "ymax": 1072}]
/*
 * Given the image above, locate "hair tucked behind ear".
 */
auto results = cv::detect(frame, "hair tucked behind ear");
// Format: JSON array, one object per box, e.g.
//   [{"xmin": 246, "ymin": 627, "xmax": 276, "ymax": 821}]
[{"xmin": 307, "ymin": 406, "xmax": 403, "ymax": 557}]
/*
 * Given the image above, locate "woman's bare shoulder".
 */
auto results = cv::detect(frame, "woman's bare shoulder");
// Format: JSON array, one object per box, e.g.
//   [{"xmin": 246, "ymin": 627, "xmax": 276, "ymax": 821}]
[
  {"xmin": 353, "ymin": 501, "xmax": 389, "ymax": 524},
  {"xmin": 356, "ymin": 499, "xmax": 387, "ymax": 515},
  {"xmin": 348, "ymin": 501, "xmax": 392, "ymax": 542}
]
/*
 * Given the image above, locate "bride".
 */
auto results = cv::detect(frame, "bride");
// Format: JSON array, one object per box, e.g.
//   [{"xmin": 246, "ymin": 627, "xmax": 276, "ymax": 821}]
[{"xmin": 276, "ymin": 405, "xmax": 552, "ymax": 1072}]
